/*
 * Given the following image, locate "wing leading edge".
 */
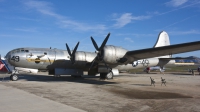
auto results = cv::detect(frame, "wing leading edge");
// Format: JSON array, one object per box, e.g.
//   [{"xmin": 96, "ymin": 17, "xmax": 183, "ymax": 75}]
[{"xmin": 124, "ymin": 41, "xmax": 200, "ymax": 62}]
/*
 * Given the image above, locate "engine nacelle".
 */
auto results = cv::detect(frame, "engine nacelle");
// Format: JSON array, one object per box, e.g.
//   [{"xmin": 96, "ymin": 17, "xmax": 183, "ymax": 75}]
[
  {"xmin": 103, "ymin": 45, "xmax": 127, "ymax": 64},
  {"xmin": 75, "ymin": 51, "xmax": 96, "ymax": 62}
]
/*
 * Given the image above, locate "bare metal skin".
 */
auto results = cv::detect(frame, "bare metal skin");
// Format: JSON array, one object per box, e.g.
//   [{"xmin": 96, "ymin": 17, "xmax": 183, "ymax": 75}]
[{"xmin": 4, "ymin": 31, "xmax": 200, "ymax": 81}]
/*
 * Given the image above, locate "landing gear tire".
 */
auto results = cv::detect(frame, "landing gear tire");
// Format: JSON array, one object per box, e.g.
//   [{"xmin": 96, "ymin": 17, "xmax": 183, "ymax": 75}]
[
  {"xmin": 10, "ymin": 74, "xmax": 18, "ymax": 81},
  {"xmin": 106, "ymin": 72, "xmax": 113, "ymax": 80},
  {"xmin": 100, "ymin": 72, "xmax": 113, "ymax": 80}
]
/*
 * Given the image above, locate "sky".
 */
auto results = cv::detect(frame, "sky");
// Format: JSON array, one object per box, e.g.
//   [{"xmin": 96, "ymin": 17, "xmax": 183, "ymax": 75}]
[{"xmin": 0, "ymin": 0, "xmax": 200, "ymax": 57}]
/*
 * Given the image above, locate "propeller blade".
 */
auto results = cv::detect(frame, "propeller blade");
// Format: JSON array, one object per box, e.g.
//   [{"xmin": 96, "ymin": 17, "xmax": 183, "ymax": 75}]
[
  {"xmin": 91, "ymin": 36, "xmax": 99, "ymax": 51},
  {"xmin": 89, "ymin": 33, "xmax": 111, "ymax": 71},
  {"xmin": 66, "ymin": 42, "xmax": 80, "ymax": 64},
  {"xmin": 89, "ymin": 56, "xmax": 97, "ymax": 70},
  {"xmin": 72, "ymin": 42, "xmax": 79, "ymax": 56},
  {"xmin": 0, "ymin": 54, "xmax": 1, "ymax": 61},
  {"xmin": 71, "ymin": 58, "xmax": 75, "ymax": 64},
  {"xmin": 66, "ymin": 43, "xmax": 72, "ymax": 56},
  {"xmin": 99, "ymin": 33, "xmax": 110, "ymax": 50}
]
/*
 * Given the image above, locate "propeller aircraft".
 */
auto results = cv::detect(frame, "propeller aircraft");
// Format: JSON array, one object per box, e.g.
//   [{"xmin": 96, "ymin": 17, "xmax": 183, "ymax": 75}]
[{"xmin": 4, "ymin": 31, "xmax": 200, "ymax": 81}]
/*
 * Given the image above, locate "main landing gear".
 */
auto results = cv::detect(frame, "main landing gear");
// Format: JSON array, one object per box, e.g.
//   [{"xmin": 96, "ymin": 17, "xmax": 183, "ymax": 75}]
[{"xmin": 100, "ymin": 71, "xmax": 113, "ymax": 80}]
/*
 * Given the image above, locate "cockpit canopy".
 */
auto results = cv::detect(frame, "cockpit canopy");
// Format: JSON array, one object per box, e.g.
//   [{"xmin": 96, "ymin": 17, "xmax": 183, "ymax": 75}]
[
  {"xmin": 5, "ymin": 47, "xmax": 55, "ymax": 59},
  {"xmin": 7, "ymin": 48, "xmax": 29, "ymax": 54},
  {"xmin": 5, "ymin": 48, "xmax": 29, "ymax": 59}
]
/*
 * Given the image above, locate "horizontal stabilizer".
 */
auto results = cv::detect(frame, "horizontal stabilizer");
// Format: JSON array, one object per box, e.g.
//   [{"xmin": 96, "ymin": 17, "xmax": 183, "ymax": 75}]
[{"xmin": 159, "ymin": 58, "xmax": 196, "ymax": 60}]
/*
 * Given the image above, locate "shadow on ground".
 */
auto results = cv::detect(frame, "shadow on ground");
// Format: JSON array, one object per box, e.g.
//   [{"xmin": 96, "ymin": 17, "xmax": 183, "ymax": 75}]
[
  {"xmin": 0, "ymin": 74, "xmax": 117, "ymax": 85},
  {"xmin": 108, "ymin": 88, "xmax": 193, "ymax": 99}
]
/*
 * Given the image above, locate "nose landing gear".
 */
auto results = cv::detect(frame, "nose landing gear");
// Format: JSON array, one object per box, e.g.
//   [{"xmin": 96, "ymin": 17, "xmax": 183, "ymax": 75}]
[
  {"xmin": 10, "ymin": 69, "xmax": 19, "ymax": 81},
  {"xmin": 10, "ymin": 74, "xmax": 18, "ymax": 81}
]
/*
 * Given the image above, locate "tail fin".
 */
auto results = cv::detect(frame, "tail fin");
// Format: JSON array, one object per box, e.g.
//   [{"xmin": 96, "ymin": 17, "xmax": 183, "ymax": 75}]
[
  {"xmin": 154, "ymin": 31, "xmax": 170, "ymax": 48},
  {"xmin": 154, "ymin": 31, "xmax": 171, "ymax": 58}
]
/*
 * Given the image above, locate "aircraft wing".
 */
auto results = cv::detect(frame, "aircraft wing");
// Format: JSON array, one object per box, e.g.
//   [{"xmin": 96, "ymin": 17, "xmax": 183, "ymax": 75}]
[{"xmin": 125, "ymin": 41, "xmax": 200, "ymax": 62}]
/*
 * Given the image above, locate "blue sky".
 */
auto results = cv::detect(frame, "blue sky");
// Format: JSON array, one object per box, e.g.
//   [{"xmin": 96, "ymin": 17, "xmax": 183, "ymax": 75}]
[{"xmin": 0, "ymin": 0, "xmax": 200, "ymax": 57}]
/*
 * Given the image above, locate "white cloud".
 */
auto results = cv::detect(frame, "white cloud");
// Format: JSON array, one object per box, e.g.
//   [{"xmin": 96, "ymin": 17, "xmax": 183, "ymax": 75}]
[
  {"xmin": 16, "ymin": 17, "xmax": 40, "ymax": 21},
  {"xmin": 124, "ymin": 37, "xmax": 134, "ymax": 43},
  {"xmin": 117, "ymin": 33, "xmax": 154, "ymax": 38},
  {"xmin": 169, "ymin": 30, "xmax": 200, "ymax": 35},
  {"xmin": 60, "ymin": 20, "xmax": 106, "ymax": 31},
  {"xmin": 161, "ymin": 15, "xmax": 197, "ymax": 29},
  {"xmin": 113, "ymin": 13, "xmax": 150, "ymax": 28},
  {"xmin": 23, "ymin": 0, "xmax": 106, "ymax": 32},
  {"xmin": 14, "ymin": 28, "xmax": 37, "ymax": 32},
  {"xmin": 166, "ymin": 0, "xmax": 188, "ymax": 7},
  {"xmin": 0, "ymin": 34, "xmax": 31, "ymax": 38},
  {"xmin": 156, "ymin": 1, "xmax": 200, "ymax": 15},
  {"xmin": 24, "ymin": 0, "xmax": 65, "ymax": 20}
]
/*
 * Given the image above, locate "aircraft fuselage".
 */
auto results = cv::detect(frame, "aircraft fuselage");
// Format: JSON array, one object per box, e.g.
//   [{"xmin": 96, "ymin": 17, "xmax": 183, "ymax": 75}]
[
  {"xmin": 5, "ymin": 47, "xmax": 174, "ymax": 72},
  {"xmin": 5, "ymin": 48, "xmax": 96, "ymax": 70}
]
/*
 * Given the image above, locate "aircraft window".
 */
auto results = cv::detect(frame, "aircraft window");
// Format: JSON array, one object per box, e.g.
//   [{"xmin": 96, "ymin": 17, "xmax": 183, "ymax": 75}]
[
  {"xmin": 21, "ymin": 50, "xmax": 25, "ymax": 52},
  {"xmin": 44, "ymin": 52, "xmax": 47, "ymax": 55},
  {"xmin": 25, "ymin": 50, "xmax": 29, "ymax": 52}
]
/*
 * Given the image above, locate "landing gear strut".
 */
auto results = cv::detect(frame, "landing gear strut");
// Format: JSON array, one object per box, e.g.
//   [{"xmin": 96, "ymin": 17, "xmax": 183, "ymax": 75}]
[
  {"xmin": 10, "ymin": 69, "xmax": 19, "ymax": 81},
  {"xmin": 100, "ymin": 73, "xmax": 106, "ymax": 79}
]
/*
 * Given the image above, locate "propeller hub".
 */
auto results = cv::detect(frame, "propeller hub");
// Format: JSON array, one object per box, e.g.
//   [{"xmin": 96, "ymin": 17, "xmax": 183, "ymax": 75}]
[
  {"xmin": 89, "ymin": 33, "xmax": 110, "ymax": 70},
  {"xmin": 66, "ymin": 42, "xmax": 79, "ymax": 64},
  {"xmin": 95, "ymin": 51, "xmax": 99, "ymax": 54}
]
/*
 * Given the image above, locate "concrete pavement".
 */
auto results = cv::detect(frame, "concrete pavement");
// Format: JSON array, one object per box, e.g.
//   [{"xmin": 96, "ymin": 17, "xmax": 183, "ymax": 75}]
[{"xmin": 0, "ymin": 84, "xmax": 85, "ymax": 112}]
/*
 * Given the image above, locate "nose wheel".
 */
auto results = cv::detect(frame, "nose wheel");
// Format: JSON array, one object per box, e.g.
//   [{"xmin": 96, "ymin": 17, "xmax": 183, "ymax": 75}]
[
  {"xmin": 10, "ymin": 69, "xmax": 19, "ymax": 81},
  {"xmin": 10, "ymin": 74, "xmax": 19, "ymax": 81}
]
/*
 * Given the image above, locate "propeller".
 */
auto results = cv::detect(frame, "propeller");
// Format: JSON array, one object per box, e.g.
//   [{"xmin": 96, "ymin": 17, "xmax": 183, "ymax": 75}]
[
  {"xmin": 0, "ymin": 54, "xmax": 1, "ymax": 61},
  {"xmin": 66, "ymin": 42, "xmax": 80, "ymax": 64},
  {"xmin": 89, "ymin": 33, "xmax": 110, "ymax": 70}
]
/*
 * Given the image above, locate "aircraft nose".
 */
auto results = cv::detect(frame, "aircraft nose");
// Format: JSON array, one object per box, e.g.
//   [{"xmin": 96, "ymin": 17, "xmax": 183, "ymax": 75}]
[
  {"xmin": 5, "ymin": 51, "xmax": 11, "ymax": 60},
  {"xmin": 5, "ymin": 50, "xmax": 14, "ymax": 65},
  {"xmin": 5, "ymin": 53, "xmax": 9, "ymax": 60}
]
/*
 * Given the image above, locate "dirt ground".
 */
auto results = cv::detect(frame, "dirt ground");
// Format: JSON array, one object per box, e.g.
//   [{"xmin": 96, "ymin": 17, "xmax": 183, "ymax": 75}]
[{"xmin": 1, "ymin": 72, "xmax": 200, "ymax": 112}]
